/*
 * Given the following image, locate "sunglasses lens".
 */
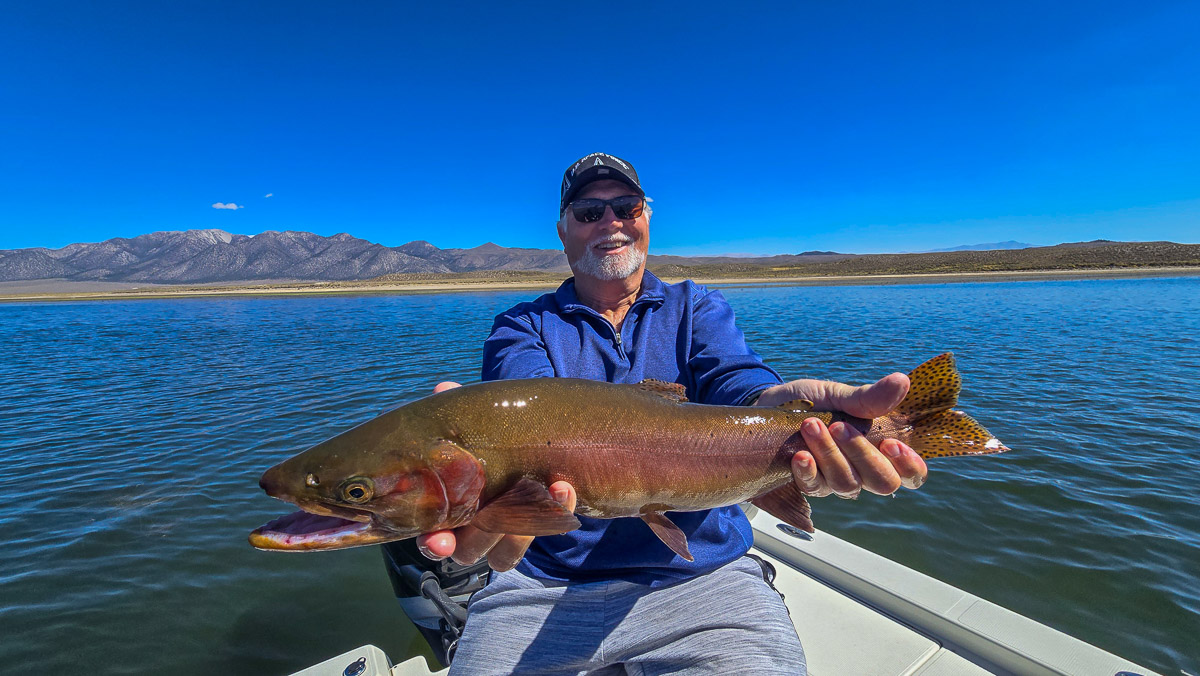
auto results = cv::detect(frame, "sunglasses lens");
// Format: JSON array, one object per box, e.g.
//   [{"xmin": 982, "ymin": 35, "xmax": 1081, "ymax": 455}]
[
  {"xmin": 611, "ymin": 196, "xmax": 644, "ymax": 219},
  {"xmin": 571, "ymin": 200, "xmax": 606, "ymax": 223}
]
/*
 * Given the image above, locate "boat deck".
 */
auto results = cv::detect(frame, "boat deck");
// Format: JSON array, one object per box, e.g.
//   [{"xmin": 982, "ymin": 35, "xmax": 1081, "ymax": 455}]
[{"xmin": 294, "ymin": 509, "xmax": 1155, "ymax": 676}]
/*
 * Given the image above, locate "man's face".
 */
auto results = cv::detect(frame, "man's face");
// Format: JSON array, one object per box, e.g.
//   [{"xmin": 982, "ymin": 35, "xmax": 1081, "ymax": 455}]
[{"xmin": 559, "ymin": 179, "xmax": 649, "ymax": 282}]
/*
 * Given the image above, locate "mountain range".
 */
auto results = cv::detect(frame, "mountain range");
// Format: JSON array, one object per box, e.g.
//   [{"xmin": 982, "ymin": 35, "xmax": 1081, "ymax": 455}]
[
  {"xmin": 918, "ymin": 241, "xmax": 1034, "ymax": 253},
  {"xmin": 0, "ymin": 229, "xmax": 850, "ymax": 284},
  {"xmin": 1, "ymin": 230, "xmax": 1193, "ymax": 285}
]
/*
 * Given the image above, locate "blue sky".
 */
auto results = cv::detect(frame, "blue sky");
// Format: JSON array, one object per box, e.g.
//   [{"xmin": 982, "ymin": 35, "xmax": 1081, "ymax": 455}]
[{"xmin": 1, "ymin": 1, "xmax": 1196, "ymax": 255}]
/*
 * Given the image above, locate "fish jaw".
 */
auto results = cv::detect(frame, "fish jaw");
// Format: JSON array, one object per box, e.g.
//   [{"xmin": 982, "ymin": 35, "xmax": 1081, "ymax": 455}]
[{"xmin": 249, "ymin": 505, "xmax": 419, "ymax": 551}]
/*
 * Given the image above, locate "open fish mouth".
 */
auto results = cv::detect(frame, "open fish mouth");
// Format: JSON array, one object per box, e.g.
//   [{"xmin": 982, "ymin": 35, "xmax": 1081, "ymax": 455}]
[{"xmin": 249, "ymin": 501, "xmax": 412, "ymax": 551}]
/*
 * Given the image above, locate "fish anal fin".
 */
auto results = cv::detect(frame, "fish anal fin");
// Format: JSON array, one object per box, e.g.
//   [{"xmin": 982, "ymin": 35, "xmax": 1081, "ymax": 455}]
[
  {"xmin": 634, "ymin": 379, "xmax": 688, "ymax": 403},
  {"xmin": 640, "ymin": 511, "xmax": 694, "ymax": 561},
  {"xmin": 472, "ymin": 478, "xmax": 581, "ymax": 536},
  {"xmin": 775, "ymin": 398, "xmax": 814, "ymax": 412},
  {"xmin": 751, "ymin": 482, "xmax": 814, "ymax": 533}
]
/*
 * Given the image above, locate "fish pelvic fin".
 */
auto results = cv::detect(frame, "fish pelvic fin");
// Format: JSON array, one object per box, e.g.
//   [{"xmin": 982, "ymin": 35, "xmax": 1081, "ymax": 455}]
[
  {"xmin": 639, "ymin": 510, "xmax": 694, "ymax": 561},
  {"xmin": 750, "ymin": 481, "xmax": 814, "ymax": 533},
  {"xmin": 879, "ymin": 353, "xmax": 1009, "ymax": 459},
  {"xmin": 471, "ymin": 478, "xmax": 581, "ymax": 536}
]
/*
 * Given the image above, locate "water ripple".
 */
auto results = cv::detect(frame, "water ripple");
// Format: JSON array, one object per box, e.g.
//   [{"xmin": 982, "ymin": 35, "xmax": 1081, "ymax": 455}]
[{"xmin": 1, "ymin": 280, "xmax": 1197, "ymax": 675}]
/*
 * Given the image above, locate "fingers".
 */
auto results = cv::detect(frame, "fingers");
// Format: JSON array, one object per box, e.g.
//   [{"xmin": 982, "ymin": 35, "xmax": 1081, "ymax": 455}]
[
  {"xmin": 830, "ymin": 422, "xmax": 902, "ymax": 496},
  {"xmin": 417, "ymin": 530, "xmax": 456, "ymax": 560},
  {"xmin": 879, "ymin": 439, "xmax": 928, "ymax": 490},
  {"xmin": 449, "ymin": 525, "xmax": 503, "ymax": 566},
  {"xmin": 800, "ymin": 418, "xmax": 861, "ymax": 498},
  {"xmin": 790, "ymin": 451, "xmax": 831, "ymax": 497},
  {"xmin": 800, "ymin": 418, "xmax": 911, "ymax": 498},
  {"xmin": 434, "ymin": 381, "xmax": 462, "ymax": 394},
  {"xmin": 485, "ymin": 481, "xmax": 577, "ymax": 572}
]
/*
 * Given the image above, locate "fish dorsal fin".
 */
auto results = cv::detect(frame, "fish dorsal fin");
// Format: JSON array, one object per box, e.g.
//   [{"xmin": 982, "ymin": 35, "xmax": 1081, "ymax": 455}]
[
  {"xmin": 775, "ymin": 398, "xmax": 814, "ymax": 412},
  {"xmin": 895, "ymin": 352, "xmax": 960, "ymax": 421},
  {"xmin": 639, "ymin": 511, "xmax": 694, "ymax": 561},
  {"xmin": 635, "ymin": 379, "xmax": 688, "ymax": 403},
  {"xmin": 472, "ymin": 478, "xmax": 581, "ymax": 536}
]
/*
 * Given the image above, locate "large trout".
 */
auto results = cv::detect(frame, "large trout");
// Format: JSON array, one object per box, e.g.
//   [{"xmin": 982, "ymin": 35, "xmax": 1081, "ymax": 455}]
[{"xmin": 251, "ymin": 353, "xmax": 1006, "ymax": 560}]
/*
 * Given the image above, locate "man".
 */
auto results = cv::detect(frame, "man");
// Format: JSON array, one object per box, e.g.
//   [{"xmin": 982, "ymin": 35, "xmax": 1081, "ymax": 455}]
[{"xmin": 417, "ymin": 153, "xmax": 928, "ymax": 675}]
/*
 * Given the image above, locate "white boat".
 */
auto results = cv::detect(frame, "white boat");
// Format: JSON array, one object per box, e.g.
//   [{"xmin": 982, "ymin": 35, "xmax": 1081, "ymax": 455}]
[{"xmin": 291, "ymin": 507, "xmax": 1157, "ymax": 676}]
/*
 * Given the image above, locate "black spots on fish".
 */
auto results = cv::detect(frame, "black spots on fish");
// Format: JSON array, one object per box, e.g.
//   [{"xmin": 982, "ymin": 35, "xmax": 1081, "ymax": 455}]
[
  {"xmin": 908, "ymin": 407, "xmax": 1006, "ymax": 459},
  {"xmin": 896, "ymin": 353, "xmax": 961, "ymax": 420}
]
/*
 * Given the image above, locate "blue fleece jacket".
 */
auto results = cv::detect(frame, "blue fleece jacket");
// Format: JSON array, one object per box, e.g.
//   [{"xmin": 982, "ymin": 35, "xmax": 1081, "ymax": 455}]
[{"xmin": 480, "ymin": 271, "xmax": 783, "ymax": 586}]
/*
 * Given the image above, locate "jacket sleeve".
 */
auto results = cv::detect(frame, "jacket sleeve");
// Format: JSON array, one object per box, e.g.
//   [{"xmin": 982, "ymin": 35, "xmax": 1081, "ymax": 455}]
[
  {"xmin": 481, "ymin": 310, "xmax": 556, "ymax": 382},
  {"xmin": 687, "ymin": 287, "xmax": 783, "ymax": 405}
]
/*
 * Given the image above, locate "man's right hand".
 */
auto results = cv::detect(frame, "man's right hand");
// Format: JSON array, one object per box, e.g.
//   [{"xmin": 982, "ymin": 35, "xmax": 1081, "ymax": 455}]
[{"xmin": 415, "ymin": 381, "xmax": 578, "ymax": 572}]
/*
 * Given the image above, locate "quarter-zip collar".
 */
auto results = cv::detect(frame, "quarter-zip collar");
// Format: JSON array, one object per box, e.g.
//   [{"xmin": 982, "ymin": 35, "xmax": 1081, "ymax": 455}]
[{"xmin": 554, "ymin": 270, "xmax": 668, "ymax": 319}]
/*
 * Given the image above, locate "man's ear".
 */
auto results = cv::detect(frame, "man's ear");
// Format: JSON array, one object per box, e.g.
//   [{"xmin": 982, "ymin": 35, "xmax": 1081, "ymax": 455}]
[{"xmin": 557, "ymin": 218, "xmax": 567, "ymax": 247}]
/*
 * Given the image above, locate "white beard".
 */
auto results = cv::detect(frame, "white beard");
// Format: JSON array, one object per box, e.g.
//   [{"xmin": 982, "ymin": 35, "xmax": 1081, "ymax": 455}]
[{"xmin": 574, "ymin": 236, "xmax": 646, "ymax": 281}]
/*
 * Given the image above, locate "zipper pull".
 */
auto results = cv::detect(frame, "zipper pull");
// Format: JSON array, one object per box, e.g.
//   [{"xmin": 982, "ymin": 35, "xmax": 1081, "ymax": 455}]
[{"xmin": 614, "ymin": 331, "xmax": 622, "ymax": 346}]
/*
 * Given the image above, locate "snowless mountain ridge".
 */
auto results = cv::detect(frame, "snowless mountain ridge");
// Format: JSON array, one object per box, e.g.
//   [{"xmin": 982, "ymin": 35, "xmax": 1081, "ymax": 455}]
[
  {"xmin": 0, "ymin": 229, "xmax": 856, "ymax": 283},
  {"xmin": 0, "ymin": 229, "xmax": 1169, "ymax": 284},
  {"xmin": 0, "ymin": 229, "xmax": 572, "ymax": 283}
]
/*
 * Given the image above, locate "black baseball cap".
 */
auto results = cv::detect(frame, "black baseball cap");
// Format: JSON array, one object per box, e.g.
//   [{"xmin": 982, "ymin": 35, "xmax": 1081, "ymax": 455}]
[{"xmin": 559, "ymin": 153, "xmax": 644, "ymax": 216}]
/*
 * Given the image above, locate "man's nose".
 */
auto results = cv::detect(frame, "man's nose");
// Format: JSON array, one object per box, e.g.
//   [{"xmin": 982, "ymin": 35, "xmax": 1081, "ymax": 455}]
[{"xmin": 598, "ymin": 206, "xmax": 624, "ymax": 227}]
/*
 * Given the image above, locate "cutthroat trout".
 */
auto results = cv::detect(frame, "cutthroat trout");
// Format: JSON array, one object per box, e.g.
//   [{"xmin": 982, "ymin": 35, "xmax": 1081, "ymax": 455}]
[{"xmin": 251, "ymin": 353, "xmax": 1006, "ymax": 560}]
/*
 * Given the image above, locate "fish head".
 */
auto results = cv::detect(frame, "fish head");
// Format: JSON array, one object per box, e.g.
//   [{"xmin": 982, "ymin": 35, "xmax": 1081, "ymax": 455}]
[{"xmin": 251, "ymin": 424, "xmax": 486, "ymax": 551}]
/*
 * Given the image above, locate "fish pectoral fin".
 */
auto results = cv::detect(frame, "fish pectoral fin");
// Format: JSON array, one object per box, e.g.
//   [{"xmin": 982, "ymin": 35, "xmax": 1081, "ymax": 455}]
[
  {"xmin": 634, "ymin": 379, "xmax": 689, "ymax": 403},
  {"xmin": 471, "ymin": 478, "xmax": 581, "ymax": 536},
  {"xmin": 640, "ymin": 511, "xmax": 694, "ymax": 562},
  {"xmin": 775, "ymin": 398, "xmax": 814, "ymax": 412},
  {"xmin": 750, "ymin": 481, "xmax": 814, "ymax": 533}
]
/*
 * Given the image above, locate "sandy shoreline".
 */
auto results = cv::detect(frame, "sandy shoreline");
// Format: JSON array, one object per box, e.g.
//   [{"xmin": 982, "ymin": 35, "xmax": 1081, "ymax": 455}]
[{"xmin": 1, "ymin": 266, "xmax": 1196, "ymax": 302}]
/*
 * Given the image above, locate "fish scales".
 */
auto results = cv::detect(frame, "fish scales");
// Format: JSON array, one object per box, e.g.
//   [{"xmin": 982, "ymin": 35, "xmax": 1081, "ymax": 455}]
[
  {"xmin": 250, "ymin": 353, "xmax": 1008, "ymax": 556},
  {"xmin": 419, "ymin": 379, "xmax": 813, "ymax": 516}
]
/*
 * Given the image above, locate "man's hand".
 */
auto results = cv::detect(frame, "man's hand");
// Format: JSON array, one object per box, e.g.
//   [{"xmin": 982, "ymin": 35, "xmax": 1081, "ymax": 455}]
[
  {"xmin": 754, "ymin": 373, "xmax": 928, "ymax": 499},
  {"xmin": 415, "ymin": 381, "xmax": 578, "ymax": 571}
]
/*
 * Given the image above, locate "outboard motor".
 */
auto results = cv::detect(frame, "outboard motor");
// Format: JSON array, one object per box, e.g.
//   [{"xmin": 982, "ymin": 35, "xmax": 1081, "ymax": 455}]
[{"xmin": 380, "ymin": 539, "xmax": 490, "ymax": 666}]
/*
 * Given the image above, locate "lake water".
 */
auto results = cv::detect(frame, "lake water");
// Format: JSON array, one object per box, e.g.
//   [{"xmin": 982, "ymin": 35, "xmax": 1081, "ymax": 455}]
[{"xmin": 1, "ymin": 277, "xmax": 1197, "ymax": 675}]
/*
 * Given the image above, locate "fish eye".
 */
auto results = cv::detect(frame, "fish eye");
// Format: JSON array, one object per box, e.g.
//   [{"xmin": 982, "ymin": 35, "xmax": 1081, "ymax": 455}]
[
  {"xmin": 305, "ymin": 473, "xmax": 320, "ymax": 487},
  {"xmin": 340, "ymin": 479, "xmax": 374, "ymax": 504}
]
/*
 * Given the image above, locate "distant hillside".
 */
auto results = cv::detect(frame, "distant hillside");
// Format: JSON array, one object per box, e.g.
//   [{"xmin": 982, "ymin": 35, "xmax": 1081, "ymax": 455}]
[
  {"xmin": 0, "ymin": 229, "xmax": 849, "ymax": 283},
  {"xmin": 0, "ymin": 230, "xmax": 1196, "ymax": 284},
  {"xmin": 920, "ymin": 241, "xmax": 1034, "ymax": 253},
  {"xmin": 0, "ymin": 230, "xmax": 572, "ymax": 283},
  {"xmin": 649, "ymin": 240, "xmax": 1200, "ymax": 278}
]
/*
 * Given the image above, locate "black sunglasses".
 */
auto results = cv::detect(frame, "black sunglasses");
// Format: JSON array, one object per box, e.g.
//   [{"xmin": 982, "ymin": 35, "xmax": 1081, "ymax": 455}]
[{"xmin": 569, "ymin": 195, "xmax": 645, "ymax": 223}]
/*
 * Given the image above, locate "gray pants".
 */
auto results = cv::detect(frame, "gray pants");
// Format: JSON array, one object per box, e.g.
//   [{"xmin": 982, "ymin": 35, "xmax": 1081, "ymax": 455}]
[{"xmin": 449, "ymin": 556, "xmax": 806, "ymax": 676}]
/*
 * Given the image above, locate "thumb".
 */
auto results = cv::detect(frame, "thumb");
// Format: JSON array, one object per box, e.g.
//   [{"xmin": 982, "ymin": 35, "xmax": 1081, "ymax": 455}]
[
  {"xmin": 845, "ymin": 372, "xmax": 910, "ymax": 418},
  {"xmin": 549, "ymin": 481, "xmax": 578, "ymax": 512}
]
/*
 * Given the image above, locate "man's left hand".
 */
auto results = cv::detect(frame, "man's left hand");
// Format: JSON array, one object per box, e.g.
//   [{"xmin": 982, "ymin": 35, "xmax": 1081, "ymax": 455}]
[{"xmin": 754, "ymin": 373, "xmax": 928, "ymax": 499}]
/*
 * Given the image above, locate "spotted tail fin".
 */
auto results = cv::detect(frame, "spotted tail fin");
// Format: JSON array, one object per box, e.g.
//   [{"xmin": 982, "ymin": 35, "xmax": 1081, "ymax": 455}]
[{"xmin": 887, "ymin": 353, "xmax": 1009, "ymax": 459}]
